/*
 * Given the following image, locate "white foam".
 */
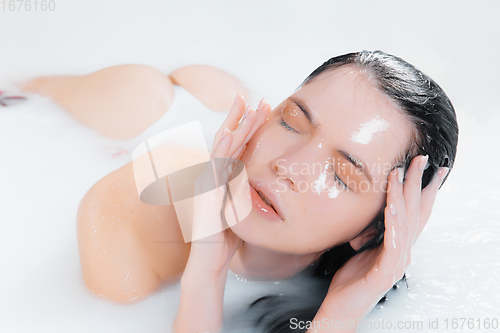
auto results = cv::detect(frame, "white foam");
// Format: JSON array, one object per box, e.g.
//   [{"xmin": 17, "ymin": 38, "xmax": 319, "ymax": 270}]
[
  {"xmin": 351, "ymin": 115, "xmax": 389, "ymax": 145},
  {"xmin": 312, "ymin": 167, "xmax": 328, "ymax": 195}
]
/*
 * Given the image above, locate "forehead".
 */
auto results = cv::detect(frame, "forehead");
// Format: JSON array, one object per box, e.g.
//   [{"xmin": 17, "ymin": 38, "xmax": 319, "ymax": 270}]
[{"xmin": 293, "ymin": 66, "xmax": 414, "ymax": 176}]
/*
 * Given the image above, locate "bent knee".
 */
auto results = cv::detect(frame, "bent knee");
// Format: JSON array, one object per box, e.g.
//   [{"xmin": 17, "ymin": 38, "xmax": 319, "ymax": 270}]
[{"xmin": 169, "ymin": 64, "xmax": 248, "ymax": 111}]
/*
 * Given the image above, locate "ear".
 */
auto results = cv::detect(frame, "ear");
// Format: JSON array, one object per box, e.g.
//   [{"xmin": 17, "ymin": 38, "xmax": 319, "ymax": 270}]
[{"xmin": 349, "ymin": 225, "xmax": 380, "ymax": 252}]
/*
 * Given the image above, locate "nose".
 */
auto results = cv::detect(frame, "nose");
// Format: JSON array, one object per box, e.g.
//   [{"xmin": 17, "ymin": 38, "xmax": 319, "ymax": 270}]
[
  {"xmin": 270, "ymin": 157, "xmax": 298, "ymax": 191},
  {"xmin": 270, "ymin": 143, "xmax": 325, "ymax": 192}
]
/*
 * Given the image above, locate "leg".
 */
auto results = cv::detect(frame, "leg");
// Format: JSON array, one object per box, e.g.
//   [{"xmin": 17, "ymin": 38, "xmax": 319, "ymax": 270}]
[
  {"xmin": 169, "ymin": 64, "xmax": 249, "ymax": 112},
  {"xmin": 23, "ymin": 64, "xmax": 249, "ymax": 139},
  {"xmin": 23, "ymin": 65, "xmax": 175, "ymax": 139}
]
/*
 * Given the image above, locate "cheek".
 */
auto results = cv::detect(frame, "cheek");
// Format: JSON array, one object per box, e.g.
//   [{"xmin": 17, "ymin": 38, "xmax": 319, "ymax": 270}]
[
  {"xmin": 305, "ymin": 197, "xmax": 353, "ymax": 231},
  {"xmin": 241, "ymin": 120, "xmax": 282, "ymax": 166},
  {"xmin": 296, "ymin": 192, "xmax": 384, "ymax": 246}
]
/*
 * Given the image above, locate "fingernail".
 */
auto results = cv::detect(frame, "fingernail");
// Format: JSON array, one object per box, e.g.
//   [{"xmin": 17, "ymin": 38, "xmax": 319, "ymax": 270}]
[
  {"xmin": 234, "ymin": 93, "xmax": 240, "ymax": 104},
  {"xmin": 389, "ymin": 203, "xmax": 397, "ymax": 216},
  {"xmin": 221, "ymin": 127, "xmax": 230, "ymax": 140},
  {"xmin": 439, "ymin": 167, "xmax": 449, "ymax": 188},
  {"xmin": 439, "ymin": 167, "xmax": 449, "ymax": 180},
  {"xmin": 418, "ymin": 155, "xmax": 429, "ymax": 171},
  {"xmin": 257, "ymin": 98, "xmax": 265, "ymax": 112},
  {"xmin": 397, "ymin": 168, "xmax": 404, "ymax": 184},
  {"xmin": 243, "ymin": 105, "xmax": 252, "ymax": 118}
]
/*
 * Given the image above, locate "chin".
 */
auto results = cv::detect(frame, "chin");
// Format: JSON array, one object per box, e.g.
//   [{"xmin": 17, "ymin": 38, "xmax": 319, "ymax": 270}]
[
  {"xmin": 229, "ymin": 212, "xmax": 263, "ymax": 241},
  {"xmin": 228, "ymin": 212, "xmax": 318, "ymax": 255},
  {"xmin": 229, "ymin": 212, "xmax": 278, "ymax": 248}
]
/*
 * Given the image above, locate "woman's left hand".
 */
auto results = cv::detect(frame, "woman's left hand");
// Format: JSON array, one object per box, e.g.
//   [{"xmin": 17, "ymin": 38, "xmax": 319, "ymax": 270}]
[{"xmin": 312, "ymin": 156, "xmax": 449, "ymax": 332}]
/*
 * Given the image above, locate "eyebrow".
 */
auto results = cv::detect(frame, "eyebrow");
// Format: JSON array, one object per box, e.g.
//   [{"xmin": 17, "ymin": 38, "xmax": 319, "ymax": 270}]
[{"xmin": 289, "ymin": 97, "xmax": 373, "ymax": 182}]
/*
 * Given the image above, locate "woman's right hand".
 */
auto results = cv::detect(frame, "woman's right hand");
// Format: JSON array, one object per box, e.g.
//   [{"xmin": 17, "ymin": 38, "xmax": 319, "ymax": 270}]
[
  {"xmin": 187, "ymin": 93, "xmax": 272, "ymax": 276},
  {"xmin": 173, "ymin": 94, "xmax": 272, "ymax": 333}
]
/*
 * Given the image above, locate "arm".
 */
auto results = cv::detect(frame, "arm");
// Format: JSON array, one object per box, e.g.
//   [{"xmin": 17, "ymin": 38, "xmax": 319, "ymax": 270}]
[
  {"xmin": 174, "ymin": 229, "xmax": 240, "ymax": 333},
  {"xmin": 307, "ymin": 158, "xmax": 449, "ymax": 332},
  {"xmin": 173, "ymin": 94, "xmax": 272, "ymax": 332}
]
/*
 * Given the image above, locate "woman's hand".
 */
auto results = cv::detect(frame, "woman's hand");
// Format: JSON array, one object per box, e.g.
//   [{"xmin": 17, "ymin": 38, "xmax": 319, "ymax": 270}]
[
  {"xmin": 173, "ymin": 94, "xmax": 272, "ymax": 333},
  {"xmin": 187, "ymin": 93, "xmax": 272, "ymax": 276},
  {"xmin": 311, "ymin": 156, "xmax": 449, "ymax": 332}
]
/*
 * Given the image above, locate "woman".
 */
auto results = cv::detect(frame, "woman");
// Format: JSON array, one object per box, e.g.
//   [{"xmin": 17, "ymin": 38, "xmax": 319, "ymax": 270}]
[{"xmin": 25, "ymin": 50, "xmax": 458, "ymax": 332}]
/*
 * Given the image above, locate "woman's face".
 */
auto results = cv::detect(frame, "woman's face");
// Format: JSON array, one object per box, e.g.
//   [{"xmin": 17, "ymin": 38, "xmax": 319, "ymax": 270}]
[{"xmin": 230, "ymin": 65, "xmax": 415, "ymax": 255}]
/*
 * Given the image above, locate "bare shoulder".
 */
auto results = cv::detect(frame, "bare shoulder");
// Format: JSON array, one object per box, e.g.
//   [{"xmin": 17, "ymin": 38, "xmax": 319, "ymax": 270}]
[
  {"xmin": 77, "ymin": 150, "xmax": 192, "ymax": 302},
  {"xmin": 169, "ymin": 64, "xmax": 249, "ymax": 111},
  {"xmin": 23, "ymin": 65, "xmax": 175, "ymax": 140}
]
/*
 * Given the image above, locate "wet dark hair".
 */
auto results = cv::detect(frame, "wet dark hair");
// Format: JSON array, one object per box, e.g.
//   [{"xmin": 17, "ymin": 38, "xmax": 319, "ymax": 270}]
[{"xmin": 247, "ymin": 50, "xmax": 459, "ymax": 332}]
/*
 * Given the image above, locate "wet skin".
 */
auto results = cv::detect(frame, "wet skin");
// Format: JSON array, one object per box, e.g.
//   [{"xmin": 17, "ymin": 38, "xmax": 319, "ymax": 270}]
[
  {"xmin": 229, "ymin": 66, "xmax": 415, "ymax": 263},
  {"xmin": 74, "ymin": 64, "xmax": 415, "ymax": 302}
]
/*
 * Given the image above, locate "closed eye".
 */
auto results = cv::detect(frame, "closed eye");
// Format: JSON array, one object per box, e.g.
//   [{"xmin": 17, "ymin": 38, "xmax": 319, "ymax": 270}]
[
  {"xmin": 279, "ymin": 118, "xmax": 300, "ymax": 134},
  {"xmin": 333, "ymin": 170, "xmax": 349, "ymax": 190},
  {"xmin": 328, "ymin": 161, "xmax": 350, "ymax": 191},
  {"xmin": 281, "ymin": 116, "xmax": 349, "ymax": 191}
]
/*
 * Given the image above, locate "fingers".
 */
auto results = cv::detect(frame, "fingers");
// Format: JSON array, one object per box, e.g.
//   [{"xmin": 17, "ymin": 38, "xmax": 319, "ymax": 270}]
[
  {"xmin": 380, "ymin": 168, "xmax": 408, "ymax": 284},
  {"xmin": 212, "ymin": 94, "xmax": 246, "ymax": 154},
  {"xmin": 415, "ymin": 167, "xmax": 449, "ymax": 242},
  {"xmin": 403, "ymin": 155, "xmax": 428, "ymax": 249},
  {"xmin": 210, "ymin": 97, "xmax": 271, "ymax": 183},
  {"xmin": 226, "ymin": 104, "xmax": 258, "ymax": 157},
  {"xmin": 213, "ymin": 95, "xmax": 271, "ymax": 160},
  {"xmin": 377, "ymin": 158, "xmax": 449, "ymax": 290},
  {"xmin": 222, "ymin": 94, "xmax": 247, "ymax": 132},
  {"xmin": 230, "ymin": 100, "xmax": 271, "ymax": 159},
  {"xmin": 204, "ymin": 128, "xmax": 233, "ymax": 188},
  {"xmin": 211, "ymin": 127, "xmax": 233, "ymax": 159}
]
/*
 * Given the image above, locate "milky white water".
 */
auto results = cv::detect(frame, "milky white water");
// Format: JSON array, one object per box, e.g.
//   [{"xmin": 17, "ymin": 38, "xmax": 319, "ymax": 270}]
[{"xmin": 1, "ymin": 1, "xmax": 499, "ymax": 332}]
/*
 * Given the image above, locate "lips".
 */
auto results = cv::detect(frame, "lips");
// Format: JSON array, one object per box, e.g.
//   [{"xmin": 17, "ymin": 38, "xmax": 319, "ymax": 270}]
[
  {"xmin": 249, "ymin": 182, "xmax": 284, "ymax": 222},
  {"xmin": 257, "ymin": 189, "xmax": 277, "ymax": 213}
]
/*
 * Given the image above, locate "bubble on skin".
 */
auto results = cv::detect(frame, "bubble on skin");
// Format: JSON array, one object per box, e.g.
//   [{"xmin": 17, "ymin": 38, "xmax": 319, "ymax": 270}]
[
  {"xmin": 318, "ymin": 143, "xmax": 322, "ymax": 148},
  {"xmin": 392, "ymin": 225, "xmax": 397, "ymax": 249},
  {"xmin": 351, "ymin": 115, "xmax": 389, "ymax": 144}
]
